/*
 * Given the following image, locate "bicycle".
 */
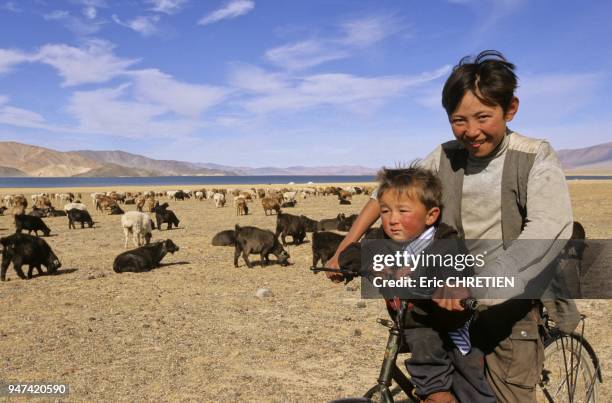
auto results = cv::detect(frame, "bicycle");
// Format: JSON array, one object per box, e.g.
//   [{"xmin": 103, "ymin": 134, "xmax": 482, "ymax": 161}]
[{"xmin": 311, "ymin": 266, "xmax": 603, "ymax": 403}]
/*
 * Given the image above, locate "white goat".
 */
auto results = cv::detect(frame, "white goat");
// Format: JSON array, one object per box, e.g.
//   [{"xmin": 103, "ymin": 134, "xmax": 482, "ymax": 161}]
[{"xmin": 121, "ymin": 211, "xmax": 153, "ymax": 248}]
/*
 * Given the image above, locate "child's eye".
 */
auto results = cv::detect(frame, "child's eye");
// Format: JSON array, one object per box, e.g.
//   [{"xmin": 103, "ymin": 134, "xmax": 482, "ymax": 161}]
[
  {"xmin": 451, "ymin": 118, "xmax": 465, "ymax": 125},
  {"xmin": 477, "ymin": 115, "xmax": 490, "ymax": 121}
]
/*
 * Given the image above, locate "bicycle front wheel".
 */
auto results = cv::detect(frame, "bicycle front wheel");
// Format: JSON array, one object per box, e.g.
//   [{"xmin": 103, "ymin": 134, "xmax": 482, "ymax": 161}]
[{"xmin": 537, "ymin": 332, "xmax": 600, "ymax": 403}]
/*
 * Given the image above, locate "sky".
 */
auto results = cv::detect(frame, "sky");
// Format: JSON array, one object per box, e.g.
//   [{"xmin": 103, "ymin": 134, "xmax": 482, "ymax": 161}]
[{"xmin": 0, "ymin": 0, "xmax": 611, "ymax": 167}]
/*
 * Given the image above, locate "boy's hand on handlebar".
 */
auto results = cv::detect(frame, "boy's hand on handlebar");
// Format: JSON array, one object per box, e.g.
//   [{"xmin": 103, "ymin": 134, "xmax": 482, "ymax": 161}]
[
  {"xmin": 324, "ymin": 255, "xmax": 344, "ymax": 283},
  {"xmin": 432, "ymin": 286, "xmax": 470, "ymax": 311}
]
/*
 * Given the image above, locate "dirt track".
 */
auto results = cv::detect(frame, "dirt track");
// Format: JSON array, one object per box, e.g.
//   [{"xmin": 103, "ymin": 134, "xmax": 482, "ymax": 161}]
[{"xmin": 0, "ymin": 181, "xmax": 610, "ymax": 402}]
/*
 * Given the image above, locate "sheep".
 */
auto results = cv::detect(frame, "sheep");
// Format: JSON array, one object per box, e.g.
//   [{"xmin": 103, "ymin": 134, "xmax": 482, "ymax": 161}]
[
  {"xmin": 261, "ymin": 197, "xmax": 281, "ymax": 216},
  {"xmin": 236, "ymin": 197, "xmax": 248, "ymax": 216},
  {"xmin": 121, "ymin": 211, "xmax": 154, "ymax": 248},
  {"xmin": 213, "ymin": 193, "xmax": 226, "ymax": 208},
  {"xmin": 64, "ymin": 202, "xmax": 87, "ymax": 212}
]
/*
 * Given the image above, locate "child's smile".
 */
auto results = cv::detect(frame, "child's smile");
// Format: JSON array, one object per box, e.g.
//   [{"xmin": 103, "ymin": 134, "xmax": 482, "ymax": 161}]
[{"xmin": 450, "ymin": 90, "xmax": 518, "ymax": 158}]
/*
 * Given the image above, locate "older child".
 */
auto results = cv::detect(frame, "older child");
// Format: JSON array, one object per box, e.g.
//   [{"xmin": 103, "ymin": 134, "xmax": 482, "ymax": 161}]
[
  {"xmin": 328, "ymin": 50, "xmax": 574, "ymax": 402},
  {"xmin": 356, "ymin": 166, "xmax": 495, "ymax": 403}
]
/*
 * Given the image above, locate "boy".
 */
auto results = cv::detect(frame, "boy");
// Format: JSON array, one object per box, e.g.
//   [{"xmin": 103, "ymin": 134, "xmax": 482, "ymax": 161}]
[
  {"xmin": 351, "ymin": 166, "xmax": 495, "ymax": 403},
  {"xmin": 328, "ymin": 50, "xmax": 574, "ymax": 402}
]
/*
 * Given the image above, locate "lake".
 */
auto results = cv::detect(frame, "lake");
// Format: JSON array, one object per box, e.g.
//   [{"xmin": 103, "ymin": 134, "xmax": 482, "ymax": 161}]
[{"xmin": 0, "ymin": 175, "xmax": 610, "ymax": 189}]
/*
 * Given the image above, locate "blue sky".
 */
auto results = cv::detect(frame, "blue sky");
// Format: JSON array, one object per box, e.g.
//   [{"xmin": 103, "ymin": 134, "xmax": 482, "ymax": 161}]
[{"xmin": 0, "ymin": 0, "xmax": 611, "ymax": 167}]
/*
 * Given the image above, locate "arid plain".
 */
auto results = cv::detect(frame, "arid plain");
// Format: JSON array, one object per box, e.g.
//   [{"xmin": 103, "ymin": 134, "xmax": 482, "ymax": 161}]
[{"xmin": 0, "ymin": 180, "xmax": 610, "ymax": 402}]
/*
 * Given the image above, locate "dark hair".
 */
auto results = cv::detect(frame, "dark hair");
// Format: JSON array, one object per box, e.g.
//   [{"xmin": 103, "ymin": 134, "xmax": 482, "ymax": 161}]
[
  {"xmin": 376, "ymin": 163, "xmax": 442, "ymax": 211},
  {"xmin": 442, "ymin": 50, "xmax": 517, "ymax": 115}
]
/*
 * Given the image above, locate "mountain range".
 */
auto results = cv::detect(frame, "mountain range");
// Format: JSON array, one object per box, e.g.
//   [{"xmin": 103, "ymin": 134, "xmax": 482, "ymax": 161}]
[
  {"xmin": 0, "ymin": 140, "xmax": 610, "ymax": 177},
  {"xmin": 0, "ymin": 142, "xmax": 377, "ymax": 177}
]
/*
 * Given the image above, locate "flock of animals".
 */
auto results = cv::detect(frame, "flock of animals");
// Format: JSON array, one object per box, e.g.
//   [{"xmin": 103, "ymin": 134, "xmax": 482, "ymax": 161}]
[{"xmin": 0, "ymin": 185, "xmax": 373, "ymax": 282}]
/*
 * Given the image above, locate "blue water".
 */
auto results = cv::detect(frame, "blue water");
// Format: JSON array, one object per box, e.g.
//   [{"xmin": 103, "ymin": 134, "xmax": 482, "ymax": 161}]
[
  {"xmin": 0, "ymin": 175, "xmax": 377, "ymax": 188},
  {"xmin": 0, "ymin": 175, "xmax": 610, "ymax": 188}
]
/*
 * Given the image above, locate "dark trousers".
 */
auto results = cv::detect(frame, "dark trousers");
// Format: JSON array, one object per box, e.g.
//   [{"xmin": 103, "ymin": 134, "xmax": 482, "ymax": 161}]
[
  {"xmin": 471, "ymin": 300, "xmax": 544, "ymax": 403},
  {"xmin": 403, "ymin": 326, "xmax": 497, "ymax": 402}
]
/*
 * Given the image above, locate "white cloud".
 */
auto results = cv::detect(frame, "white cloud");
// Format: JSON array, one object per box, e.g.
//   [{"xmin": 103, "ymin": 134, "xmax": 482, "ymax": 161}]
[
  {"xmin": 198, "ymin": 0, "xmax": 254, "ymax": 26},
  {"xmin": 516, "ymin": 72, "xmax": 601, "ymax": 119},
  {"xmin": 66, "ymin": 83, "xmax": 201, "ymax": 138},
  {"xmin": 338, "ymin": 14, "xmax": 402, "ymax": 47},
  {"xmin": 127, "ymin": 69, "xmax": 229, "ymax": 117},
  {"xmin": 0, "ymin": 49, "xmax": 30, "ymax": 74},
  {"xmin": 265, "ymin": 40, "xmax": 349, "ymax": 71},
  {"xmin": 233, "ymin": 65, "xmax": 451, "ymax": 114},
  {"xmin": 228, "ymin": 64, "xmax": 288, "ymax": 93},
  {"xmin": 43, "ymin": 9, "xmax": 103, "ymax": 35},
  {"xmin": 43, "ymin": 10, "xmax": 70, "ymax": 20},
  {"xmin": 147, "ymin": 0, "xmax": 187, "ymax": 14},
  {"xmin": 112, "ymin": 14, "xmax": 160, "ymax": 36},
  {"xmin": 1, "ymin": 1, "xmax": 22, "ymax": 12},
  {"xmin": 82, "ymin": 6, "xmax": 97, "ymax": 19},
  {"xmin": 0, "ymin": 105, "xmax": 48, "ymax": 128},
  {"xmin": 34, "ymin": 40, "xmax": 139, "ymax": 86},
  {"xmin": 265, "ymin": 14, "xmax": 404, "ymax": 70}
]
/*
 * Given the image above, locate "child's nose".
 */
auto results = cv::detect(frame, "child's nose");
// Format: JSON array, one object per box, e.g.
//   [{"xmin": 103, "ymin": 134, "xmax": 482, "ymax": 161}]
[{"xmin": 465, "ymin": 121, "xmax": 481, "ymax": 138}]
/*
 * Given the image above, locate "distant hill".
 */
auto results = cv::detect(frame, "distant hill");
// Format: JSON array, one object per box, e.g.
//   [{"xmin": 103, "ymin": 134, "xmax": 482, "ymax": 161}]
[
  {"xmin": 558, "ymin": 141, "xmax": 612, "ymax": 170},
  {"xmin": 194, "ymin": 163, "xmax": 376, "ymax": 176},
  {"xmin": 0, "ymin": 141, "xmax": 99, "ymax": 176},
  {"xmin": 0, "ymin": 140, "xmax": 377, "ymax": 177},
  {"xmin": 74, "ymin": 150, "xmax": 233, "ymax": 176},
  {"xmin": 0, "ymin": 165, "xmax": 27, "ymax": 176},
  {"xmin": 71, "ymin": 163, "xmax": 159, "ymax": 177}
]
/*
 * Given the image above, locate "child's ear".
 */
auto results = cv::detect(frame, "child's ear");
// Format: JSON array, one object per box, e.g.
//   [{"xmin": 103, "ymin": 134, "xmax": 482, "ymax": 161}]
[
  {"xmin": 504, "ymin": 97, "xmax": 519, "ymax": 122},
  {"xmin": 425, "ymin": 207, "xmax": 440, "ymax": 226}
]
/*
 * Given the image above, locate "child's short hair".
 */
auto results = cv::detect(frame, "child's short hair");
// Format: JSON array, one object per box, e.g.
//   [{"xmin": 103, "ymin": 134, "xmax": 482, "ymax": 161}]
[
  {"xmin": 376, "ymin": 164, "xmax": 442, "ymax": 211},
  {"xmin": 442, "ymin": 50, "xmax": 517, "ymax": 116}
]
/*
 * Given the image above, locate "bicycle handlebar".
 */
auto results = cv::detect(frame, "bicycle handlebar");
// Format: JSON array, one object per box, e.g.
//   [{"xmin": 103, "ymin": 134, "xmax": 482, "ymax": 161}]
[{"xmin": 311, "ymin": 266, "xmax": 480, "ymax": 311}]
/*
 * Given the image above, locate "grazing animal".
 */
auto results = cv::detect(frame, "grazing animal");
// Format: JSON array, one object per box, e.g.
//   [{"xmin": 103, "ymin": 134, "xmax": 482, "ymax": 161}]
[
  {"xmin": 113, "ymin": 239, "xmax": 179, "ymax": 273},
  {"xmin": 64, "ymin": 202, "xmax": 87, "ymax": 212},
  {"xmin": 0, "ymin": 206, "xmax": 7, "ymax": 215},
  {"xmin": 236, "ymin": 197, "xmax": 249, "ymax": 216},
  {"xmin": 173, "ymin": 190, "xmax": 190, "ymax": 200},
  {"xmin": 109, "ymin": 205, "xmax": 124, "ymax": 215},
  {"xmin": 339, "ymin": 198, "xmax": 351, "ymax": 205},
  {"xmin": 121, "ymin": 211, "xmax": 154, "ymax": 248},
  {"xmin": 233, "ymin": 225, "xmax": 290, "ymax": 268},
  {"xmin": 211, "ymin": 230, "xmax": 236, "ymax": 246},
  {"xmin": 300, "ymin": 215, "xmax": 320, "ymax": 232},
  {"xmin": 47, "ymin": 209, "xmax": 67, "ymax": 217},
  {"xmin": 312, "ymin": 231, "xmax": 345, "ymax": 267},
  {"xmin": 337, "ymin": 214, "xmax": 358, "ymax": 231},
  {"xmin": 153, "ymin": 202, "xmax": 180, "ymax": 230},
  {"xmin": 565, "ymin": 221, "xmax": 587, "ymax": 261},
  {"xmin": 261, "ymin": 197, "xmax": 281, "ymax": 216},
  {"xmin": 0, "ymin": 233, "xmax": 61, "ymax": 281},
  {"xmin": 29, "ymin": 207, "xmax": 49, "ymax": 218},
  {"xmin": 213, "ymin": 193, "xmax": 226, "ymax": 208},
  {"xmin": 318, "ymin": 213, "xmax": 347, "ymax": 231},
  {"xmin": 67, "ymin": 209, "xmax": 94, "ymax": 229},
  {"xmin": 275, "ymin": 213, "xmax": 307, "ymax": 246},
  {"xmin": 281, "ymin": 200, "xmax": 297, "ymax": 208},
  {"xmin": 14, "ymin": 214, "xmax": 51, "ymax": 236}
]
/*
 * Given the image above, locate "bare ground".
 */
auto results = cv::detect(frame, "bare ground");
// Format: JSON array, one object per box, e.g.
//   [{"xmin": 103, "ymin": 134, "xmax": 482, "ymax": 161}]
[{"xmin": 0, "ymin": 181, "xmax": 610, "ymax": 402}]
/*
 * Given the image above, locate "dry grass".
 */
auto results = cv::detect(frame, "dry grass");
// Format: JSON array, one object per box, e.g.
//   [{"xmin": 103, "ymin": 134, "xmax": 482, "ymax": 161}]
[{"xmin": 0, "ymin": 181, "xmax": 610, "ymax": 402}]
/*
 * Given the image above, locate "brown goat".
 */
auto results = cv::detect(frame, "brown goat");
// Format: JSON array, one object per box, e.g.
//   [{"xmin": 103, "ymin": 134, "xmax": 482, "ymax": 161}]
[{"xmin": 261, "ymin": 197, "xmax": 281, "ymax": 216}]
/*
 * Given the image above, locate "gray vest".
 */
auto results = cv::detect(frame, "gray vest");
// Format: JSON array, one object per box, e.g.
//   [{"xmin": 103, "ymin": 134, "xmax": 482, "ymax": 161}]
[
  {"xmin": 436, "ymin": 133, "xmax": 536, "ymax": 249},
  {"xmin": 435, "ymin": 133, "xmax": 580, "ymax": 332}
]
